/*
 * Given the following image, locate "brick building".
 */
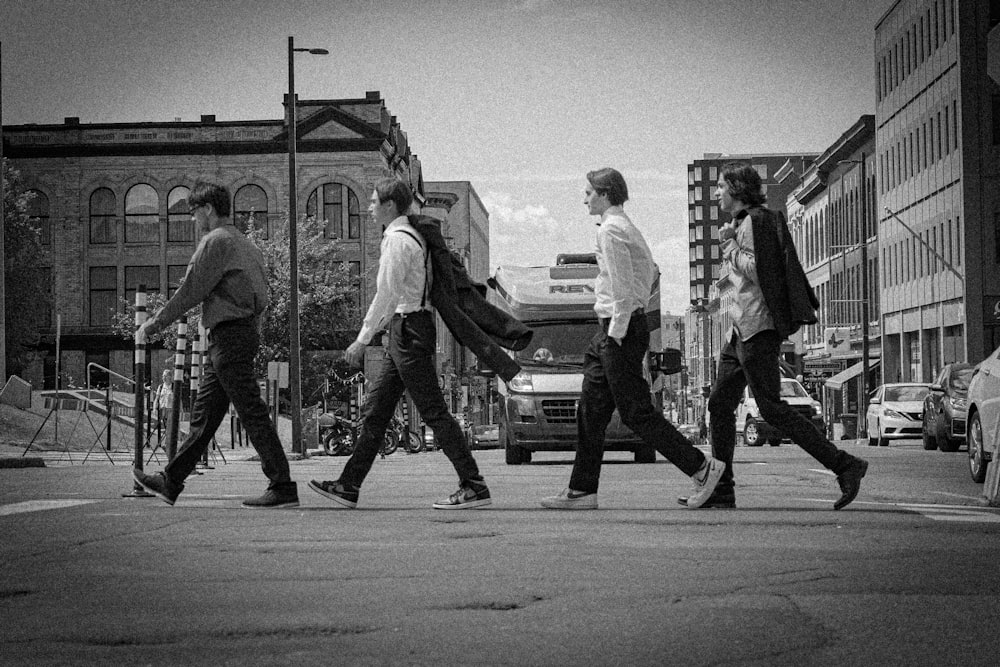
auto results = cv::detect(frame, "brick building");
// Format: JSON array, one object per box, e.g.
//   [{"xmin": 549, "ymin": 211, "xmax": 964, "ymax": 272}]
[{"xmin": 2, "ymin": 91, "xmax": 448, "ymax": 391}]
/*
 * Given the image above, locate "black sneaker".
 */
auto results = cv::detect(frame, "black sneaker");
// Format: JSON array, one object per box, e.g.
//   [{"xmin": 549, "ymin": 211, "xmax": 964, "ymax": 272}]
[
  {"xmin": 308, "ymin": 479, "xmax": 359, "ymax": 509},
  {"xmin": 432, "ymin": 482, "xmax": 492, "ymax": 510},
  {"xmin": 834, "ymin": 458, "xmax": 869, "ymax": 510},
  {"xmin": 133, "ymin": 468, "xmax": 183, "ymax": 506},
  {"xmin": 676, "ymin": 493, "xmax": 736, "ymax": 509},
  {"xmin": 242, "ymin": 486, "xmax": 300, "ymax": 509}
]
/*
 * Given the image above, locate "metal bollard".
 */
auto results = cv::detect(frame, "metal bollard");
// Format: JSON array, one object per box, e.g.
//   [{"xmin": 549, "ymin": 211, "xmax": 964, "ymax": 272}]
[
  {"xmin": 125, "ymin": 285, "xmax": 152, "ymax": 497},
  {"xmin": 166, "ymin": 317, "xmax": 188, "ymax": 461}
]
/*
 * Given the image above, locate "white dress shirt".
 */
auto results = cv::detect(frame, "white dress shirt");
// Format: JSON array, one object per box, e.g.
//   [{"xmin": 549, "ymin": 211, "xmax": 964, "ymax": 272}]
[
  {"xmin": 720, "ymin": 210, "xmax": 773, "ymax": 341},
  {"xmin": 593, "ymin": 206, "xmax": 656, "ymax": 341},
  {"xmin": 356, "ymin": 215, "xmax": 428, "ymax": 345}
]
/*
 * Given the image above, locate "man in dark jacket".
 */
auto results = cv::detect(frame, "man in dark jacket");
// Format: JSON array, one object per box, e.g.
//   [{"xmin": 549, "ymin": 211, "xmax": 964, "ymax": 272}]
[{"xmin": 682, "ymin": 163, "xmax": 868, "ymax": 510}]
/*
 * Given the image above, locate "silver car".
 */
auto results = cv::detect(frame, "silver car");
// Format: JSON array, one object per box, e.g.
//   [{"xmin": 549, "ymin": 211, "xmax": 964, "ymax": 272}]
[
  {"xmin": 865, "ymin": 383, "xmax": 931, "ymax": 447},
  {"xmin": 965, "ymin": 345, "xmax": 1000, "ymax": 483}
]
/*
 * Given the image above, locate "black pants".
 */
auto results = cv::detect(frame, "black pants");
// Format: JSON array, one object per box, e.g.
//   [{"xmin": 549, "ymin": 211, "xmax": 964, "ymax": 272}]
[
  {"xmin": 165, "ymin": 320, "xmax": 294, "ymax": 492},
  {"xmin": 708, "ymin": 329, "xmax": 853, "ymax": 496},
  {"xmin": 569, "ymin": 310, "xmax": 705, "ymax": 494},
  {"xmin": 339, "ymin": 310, "xmax": 482, "ymax": 489}
]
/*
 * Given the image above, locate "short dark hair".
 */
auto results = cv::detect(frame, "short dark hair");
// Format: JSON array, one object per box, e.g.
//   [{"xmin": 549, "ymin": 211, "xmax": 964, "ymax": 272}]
[
  {"xmin": 188, "ymin": 181, "xmax": 231, "ymax": 217},
  {"xmin": 720, "ymin": 163, "xmax": 766, "ymax": 207},
  {"xmin": 374, "ymin": 177, "xmax": 413, "ymax": 216},
  {"xmin": 587, "ymin": 168, "xmax": 629, "ymax": 206}
]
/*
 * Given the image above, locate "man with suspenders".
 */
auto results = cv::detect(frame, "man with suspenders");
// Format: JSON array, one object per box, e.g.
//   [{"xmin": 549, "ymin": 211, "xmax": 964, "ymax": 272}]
[{"xmin": 309, "ymin": 177, "xmax": 490, "ymax": 509}]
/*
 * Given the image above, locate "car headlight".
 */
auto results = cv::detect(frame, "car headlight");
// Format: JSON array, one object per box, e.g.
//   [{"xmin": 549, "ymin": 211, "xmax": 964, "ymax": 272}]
[
  {"xmin": 883, "ymin": 408, "xmax": 907, "ymax": 420},
  {"xmin": 812, "ymin": 403, "xmax": 823, "ymax": 417},
  {"xmin": 949, "ymin": 396, "xmax": 967, "ymax": 410},
  {"xmin": 508, "ymin": 372, "xmax": 534, "ymax": 392}
]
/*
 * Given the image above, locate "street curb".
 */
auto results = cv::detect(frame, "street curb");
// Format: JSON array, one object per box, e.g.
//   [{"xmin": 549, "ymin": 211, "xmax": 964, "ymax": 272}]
[{"xmin": 0, "ymin": 457, "xmax": 46, "ymax": 468}]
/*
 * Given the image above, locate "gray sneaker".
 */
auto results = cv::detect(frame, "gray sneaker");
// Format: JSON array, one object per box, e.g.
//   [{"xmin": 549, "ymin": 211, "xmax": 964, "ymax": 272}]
[
  {"xmin": 432, "ymin": 482, "xmax": 492, "ymax": 510},
  {"xmin": 540, "ymin": 488, "xmax": 598, "ymax": 510},
  {"xmin": 242, "ymin": 486, "xmax": 300, "ymax": 509},
  {"xmin": 685, "ymin": 457, "xmax": 725, "ymax": 509},
  {"xmin": 133, "ymin": 469, "xmax": 182, "ymax": 506}
]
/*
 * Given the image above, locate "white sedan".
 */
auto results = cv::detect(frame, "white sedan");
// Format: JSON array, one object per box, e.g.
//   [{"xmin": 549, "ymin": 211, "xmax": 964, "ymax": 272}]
[
  {"xmin": 966, "ymin": 345, "xmax": 1000, "ymax": 483},
  {"xmin": 865, "ymin": 383, "xmax": 931, "ymax": 447}
]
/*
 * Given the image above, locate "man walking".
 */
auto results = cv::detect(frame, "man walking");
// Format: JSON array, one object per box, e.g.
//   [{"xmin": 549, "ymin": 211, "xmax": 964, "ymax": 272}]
[
  {"xmin": 309, "ymin": 177, "xmax": 490, "ymax": 510},
  {"xmin": 133, "ymin": 181, "xmax": 298, "ymax": 509},
  {"xmin": 541, "ymin": 168, "xmax": 725, "ymax": 510},
  {"xmin": 685, "ymin": 162, "xmax": 867, "ymax": 510}
]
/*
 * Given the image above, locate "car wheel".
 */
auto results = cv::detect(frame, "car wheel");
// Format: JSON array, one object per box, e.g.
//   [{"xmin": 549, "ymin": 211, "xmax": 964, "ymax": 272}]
[
  {"xmin": 877, "ymin": 422, "xmax": 889, "ymax": 447},
  {"xmin": 968, "ymin": 412, "xmax": 989, "ymax": 484},
  {"xmin": 937, "ymin": 420, "xmax": 959, "ymax": 452},
  {"xmin": 634, "ymin": 446, "xmax": 656, "ymax": 464},
  {"xmin": 744, "ymin": 417, "xmax": 762, "ymax": 447},
  {"xmin": 921, "ymin": 415, "xmax": 938, "ymax": 450},
  {"xmin": 502, "ymin": 423, "xmax": 531, "ymax": 465}
]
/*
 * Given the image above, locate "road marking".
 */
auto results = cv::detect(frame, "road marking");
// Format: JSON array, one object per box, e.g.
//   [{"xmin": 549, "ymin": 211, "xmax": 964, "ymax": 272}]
[
  {"xmin": 901, "ymin": 505, "xmax": 1000, "ymax": 523},
  {"xmin": 808, "ymin": 468, "xmax": 835, "ymax": 476},
  {"xmin": 0, "ymin": 500, "xmax": 99, "ymax": 516}
]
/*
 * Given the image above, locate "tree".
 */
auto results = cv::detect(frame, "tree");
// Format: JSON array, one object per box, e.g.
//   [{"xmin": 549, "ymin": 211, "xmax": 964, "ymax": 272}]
[
  {"xmin": 112, "ymin": 214, "xmax": 362, "ymax": 403},
  {"xmin": 2, "ymin": 158, "xmax": 49, "ymax": 378}
]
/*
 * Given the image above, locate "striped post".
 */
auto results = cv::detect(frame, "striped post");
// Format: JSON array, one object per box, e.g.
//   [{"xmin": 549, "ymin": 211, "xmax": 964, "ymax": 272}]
[
  {"xmin": 125, "ymin": 285, "xmax": 152, "ymax": 497},
  {"xmin": 166, "ymin": 316, "xmax": 188, "ymax": 461}
]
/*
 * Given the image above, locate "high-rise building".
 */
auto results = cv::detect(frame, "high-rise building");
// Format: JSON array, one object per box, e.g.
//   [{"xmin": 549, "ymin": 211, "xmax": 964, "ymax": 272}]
[{"xmin": 875, "ymin": 0, "xmax": 1000, "ymax": 380}]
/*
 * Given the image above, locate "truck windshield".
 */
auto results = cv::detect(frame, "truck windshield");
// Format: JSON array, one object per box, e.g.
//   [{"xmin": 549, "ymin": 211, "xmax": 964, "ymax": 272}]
[{"xmin": 519, "ymin": 321, "xmax": 601, "ymax": 366}]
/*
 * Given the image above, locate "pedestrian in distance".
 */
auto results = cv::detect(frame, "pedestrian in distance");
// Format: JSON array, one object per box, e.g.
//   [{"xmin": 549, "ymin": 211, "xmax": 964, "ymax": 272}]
[
  {"xmin": 309, "ymin": 177, "xmax": 491, "ymax": 510},
  {"xmin": 154, "ymin": 369, "xmax": 173, "ymax": 441},
  {"xmin": 541, "ymin": 168, "xmax": 725, "ymax": 510},
  {"xmin": 133, "ymin": 180, "xmax": 298, "ymax": 509},
  {"xmin": 685, "ymin": 162, "xmax": 868, "ymax": 510}
]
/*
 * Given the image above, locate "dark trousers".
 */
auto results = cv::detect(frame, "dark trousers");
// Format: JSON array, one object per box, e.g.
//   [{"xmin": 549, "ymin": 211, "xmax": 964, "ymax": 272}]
[
  {"xmin": 569, "ymin": 311, "xmax": 705, "ymax": 494},
  {"xmin": 339, "ymin": 310, "xmax": 482, "ymax": 489},
  {"xmin": 165, "ymin": 321, "xmax": 294, "ymax": 492},
  {"xmin": 708, "ymin": 329, "xmax": 853, "ymax": 496}
]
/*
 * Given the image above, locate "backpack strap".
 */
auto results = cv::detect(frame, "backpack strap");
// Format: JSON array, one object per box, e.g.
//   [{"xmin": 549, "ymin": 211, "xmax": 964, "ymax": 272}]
[{"xmin": 393, "ymin": 228, "xmax": 431, "ymax": 309}]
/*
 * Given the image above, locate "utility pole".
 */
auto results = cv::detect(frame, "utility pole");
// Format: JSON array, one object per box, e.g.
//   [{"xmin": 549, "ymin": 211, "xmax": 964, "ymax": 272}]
[{"xmin": 858, "ymin": 153, "xmax": 870, "ymax": 433}]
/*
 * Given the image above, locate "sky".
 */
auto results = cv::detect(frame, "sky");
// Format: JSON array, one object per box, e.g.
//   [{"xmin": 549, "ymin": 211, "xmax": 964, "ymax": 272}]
[{"xmin": 0, "ymin": 0, "xmax": 891, "ymax": 315}]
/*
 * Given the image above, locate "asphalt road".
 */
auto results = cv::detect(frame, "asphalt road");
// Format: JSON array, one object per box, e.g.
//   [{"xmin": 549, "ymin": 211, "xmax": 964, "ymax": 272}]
[{"xmin": 2, "ymin": 440, "xmax": 999, "ymax": 666}]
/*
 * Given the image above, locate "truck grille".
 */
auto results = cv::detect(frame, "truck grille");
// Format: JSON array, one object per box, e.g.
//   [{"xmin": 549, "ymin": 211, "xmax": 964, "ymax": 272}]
[{"xmin": 542, "ymin": 399, "xmax": 577, "ymax": 424}]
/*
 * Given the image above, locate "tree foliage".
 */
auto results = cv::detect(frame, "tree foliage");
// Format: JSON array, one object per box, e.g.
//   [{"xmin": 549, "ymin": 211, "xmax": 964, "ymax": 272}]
[
  {"xmin": 2, "ymin": 158, "xmax": 49, "ymax": 377},
  {"xmin": 111, "ymin": 214, "xmax": 362, "ymax": 401}
]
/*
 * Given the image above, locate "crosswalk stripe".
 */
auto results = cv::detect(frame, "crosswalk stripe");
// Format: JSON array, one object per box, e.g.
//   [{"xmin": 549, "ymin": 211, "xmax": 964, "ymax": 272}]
[{"xmin": 0, "ymin": 500, "xmax": 99, "ymax": 516}]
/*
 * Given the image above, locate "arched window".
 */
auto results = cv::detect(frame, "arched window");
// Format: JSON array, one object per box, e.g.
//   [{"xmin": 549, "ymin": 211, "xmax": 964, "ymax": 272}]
[
  {"xmin": 234, "ymin": 184, "xmax": 269, "ymax": 237},
  {"xmin": 89, "ymin": 188, "xmax": 117, "ymax": 244},
  {"xmin": 125, "ymin": 184, "xmax": 159, "ymax": 244},
  {"xmin": 167, "ymin": 186, "xmax": 194, "ymax": 243},
  {"xmin": 27, "ymin": 190, "xmax": 50, "ymax": 245},
  {"xmin": 306, "ymin": 182, "xmax": 360, "ymax": 240}
]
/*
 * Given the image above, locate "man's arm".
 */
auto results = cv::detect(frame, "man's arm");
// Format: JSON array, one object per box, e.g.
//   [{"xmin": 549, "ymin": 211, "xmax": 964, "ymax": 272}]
[{"xmin": 721, "ymin": 221, "xmax": 759, "ymax": 285}]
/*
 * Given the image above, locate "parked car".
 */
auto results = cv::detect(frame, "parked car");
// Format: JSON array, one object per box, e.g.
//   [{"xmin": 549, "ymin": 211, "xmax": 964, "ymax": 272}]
[
  {"xmin": 736, "ymin": 378, "xmax": 824, "ymax": 447},
  {"xmin": 922, "ymin": 362, "xmax": 974, "ymax": 452},
  {"xmin": 469, "ymin": 424, "xmax": 500, "ymax": 449},
  {"xmin": 965, "ymin": 345, "xmax": 1000, "ymax": 483},
  {"xmin": 865, "ymin": 383, "xmax": 931, "ymax": 447}
]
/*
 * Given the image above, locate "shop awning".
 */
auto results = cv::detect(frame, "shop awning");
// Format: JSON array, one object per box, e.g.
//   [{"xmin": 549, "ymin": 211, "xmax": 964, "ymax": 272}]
[{"xmin": 825, "ymin": 360, "xmax": 880, "ymax": 391}]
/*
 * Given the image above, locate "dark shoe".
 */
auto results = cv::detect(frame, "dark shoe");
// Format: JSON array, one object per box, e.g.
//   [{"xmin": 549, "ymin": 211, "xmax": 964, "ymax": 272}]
[
  {"xmin": 432, "ymin": 482, "xmax": 492, "ymax": 510},
  {"xmin": 676, "ymin": 493, "xmax": 736, "ymax": 509},
  {"xmin": 133, "ymin": 468, "xmax": 182, "ymax": 506},
  {"xmin": 834, "ymin": 458, "xmax": 869, "ymax": 510},
  {"xmin": 540, "ymin": 488, "xmax": 598, "ymax": 510},
  {"xmin": 242, "ymin": 485, "xmax": 299, "ymax": 509},
  {"xmin": 308, "ymin": 479, "xmax": 359, "ymax": 509}
]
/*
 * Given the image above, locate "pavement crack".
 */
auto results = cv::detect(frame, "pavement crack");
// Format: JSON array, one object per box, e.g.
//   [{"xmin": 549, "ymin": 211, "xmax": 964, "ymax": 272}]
[{"xmin": 435, "ymin": 595, "xmax": 547, "ymax": 612}]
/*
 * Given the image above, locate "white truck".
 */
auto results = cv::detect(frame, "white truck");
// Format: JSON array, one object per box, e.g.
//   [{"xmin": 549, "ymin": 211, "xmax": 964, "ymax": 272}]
[
  {"xmin": 488, "ymin": 253, "xmax": 670, "ymax": 465},
  {"xmin": 736, "ymin": 377, "xmax": 824, "ymax": 446}
]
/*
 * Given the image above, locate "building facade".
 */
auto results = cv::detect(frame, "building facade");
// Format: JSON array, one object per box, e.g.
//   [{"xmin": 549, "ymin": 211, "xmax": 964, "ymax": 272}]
[
  {"xmin": 875, "ymin": 0, "xmax": 1000, "ymax": 381},
  {"xmin": 2, "ymin": 91, "xmax": 441, "ymax": 390}
]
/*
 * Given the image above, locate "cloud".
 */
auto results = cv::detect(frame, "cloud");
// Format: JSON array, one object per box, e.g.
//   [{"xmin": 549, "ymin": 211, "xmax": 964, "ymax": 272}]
[{"xmin": 482, "ymin": 191, "xmax": 593, "ymax": 268}]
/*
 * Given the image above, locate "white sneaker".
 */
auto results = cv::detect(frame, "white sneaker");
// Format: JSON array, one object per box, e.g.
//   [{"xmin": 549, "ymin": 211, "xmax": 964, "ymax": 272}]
[
  {"xmin": 685, "ymin": 457, "xmax": 725, "ymax": 509},
  {"xmin": 540, "ymin": 488, "xmax": 598, "ymax": 510}
]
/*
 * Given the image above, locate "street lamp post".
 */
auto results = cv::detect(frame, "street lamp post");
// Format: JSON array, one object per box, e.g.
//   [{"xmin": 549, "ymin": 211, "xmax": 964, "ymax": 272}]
[
  {"xmin": 287, "ymin": 36, "xmax": 328, "ymax": 455},
  {"xmin": 839, "ymin": 155, "xmax": 871, "ymax": 436}
]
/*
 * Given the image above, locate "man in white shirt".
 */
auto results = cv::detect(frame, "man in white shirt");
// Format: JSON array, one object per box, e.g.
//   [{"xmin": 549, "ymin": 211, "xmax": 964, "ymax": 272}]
[
  {"xmin": 309, "ymin": 178, "xmax": 489, "ymax": 510},
  {"xmin": 541, "ymin": 168, "xmax": 724, "ymax": 509}
]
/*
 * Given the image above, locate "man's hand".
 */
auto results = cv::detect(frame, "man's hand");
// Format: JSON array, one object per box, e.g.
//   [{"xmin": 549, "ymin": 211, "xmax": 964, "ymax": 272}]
[
  {"xmin": 719, "ymin": 225, "xmax": 737, "ymax": 242},
  {"xmin": 344, "ymin": 340, "xmax": 366, "ymax": 368}
]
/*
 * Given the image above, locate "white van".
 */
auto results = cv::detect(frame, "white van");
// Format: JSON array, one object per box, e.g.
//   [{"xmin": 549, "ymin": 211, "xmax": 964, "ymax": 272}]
[{"xmin": 736, "ymin": 378, "xmax": 824, "ymax": 446}]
